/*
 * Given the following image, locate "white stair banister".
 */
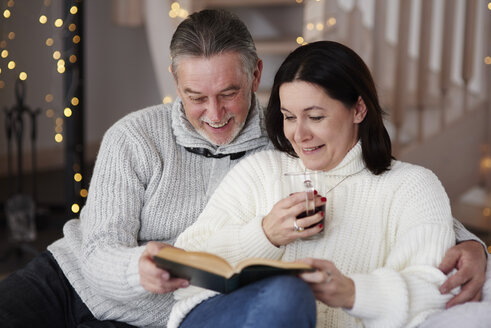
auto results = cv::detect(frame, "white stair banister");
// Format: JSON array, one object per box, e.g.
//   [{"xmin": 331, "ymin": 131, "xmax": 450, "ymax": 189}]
[{"xmin": 416, "ymin": 0, "xmax": 433, "ymax": 142}]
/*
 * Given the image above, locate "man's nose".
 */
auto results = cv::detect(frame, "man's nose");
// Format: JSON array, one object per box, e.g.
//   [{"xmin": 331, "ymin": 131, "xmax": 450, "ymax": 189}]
[{"xmin": 207, "ymin": 98, "xmax": 224, "ymax": 122}]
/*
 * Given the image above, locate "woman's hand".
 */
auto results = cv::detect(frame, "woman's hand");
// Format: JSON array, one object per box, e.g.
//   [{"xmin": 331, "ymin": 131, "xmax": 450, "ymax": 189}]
[
  {"xmin": 139, "ymin": 241, "xmax": 189, "ymax": 294},
  {"xmin": 262, "ymin": 192, "xmax": 326, "ymax": 246},
  {"xmin": 299, "ymin": 258, "xmax": 355, "ymax": 309}
]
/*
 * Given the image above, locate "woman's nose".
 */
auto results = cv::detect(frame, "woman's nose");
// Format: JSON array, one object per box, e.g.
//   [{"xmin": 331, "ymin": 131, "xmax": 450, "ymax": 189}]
[{"xmin": 294, "ymin": 121, "xmax": 311, "ymax": 143}]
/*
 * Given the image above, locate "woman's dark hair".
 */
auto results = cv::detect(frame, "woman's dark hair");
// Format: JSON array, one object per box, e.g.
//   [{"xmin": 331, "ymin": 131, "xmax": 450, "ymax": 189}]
[{"xmin": 265, "ymin": 41, "xmax": 392, "ymax": 175}]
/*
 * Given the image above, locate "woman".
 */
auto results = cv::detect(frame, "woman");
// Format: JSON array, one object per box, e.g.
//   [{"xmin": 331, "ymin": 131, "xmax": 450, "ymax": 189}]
[{"xmin": 168, "ymin": 41, "xmax": 456, "ymax": 328}]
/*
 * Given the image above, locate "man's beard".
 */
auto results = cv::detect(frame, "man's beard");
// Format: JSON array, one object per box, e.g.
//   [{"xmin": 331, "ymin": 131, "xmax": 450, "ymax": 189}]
[{"xmin": 196, "ymin": 112, "xmax": 246, "ymax": 146}]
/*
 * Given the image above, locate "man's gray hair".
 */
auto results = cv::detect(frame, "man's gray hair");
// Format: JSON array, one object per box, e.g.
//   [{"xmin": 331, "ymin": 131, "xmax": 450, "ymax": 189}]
[{"xmin": 170, "ymin": 9, "xmax": 259, "ymax": 82}]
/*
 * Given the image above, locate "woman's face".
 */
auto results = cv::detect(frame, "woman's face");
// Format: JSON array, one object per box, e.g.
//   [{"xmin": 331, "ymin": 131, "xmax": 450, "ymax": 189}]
[{"xmin": 279, "ymin": 81, "xmax": 366, "ymax": 171}]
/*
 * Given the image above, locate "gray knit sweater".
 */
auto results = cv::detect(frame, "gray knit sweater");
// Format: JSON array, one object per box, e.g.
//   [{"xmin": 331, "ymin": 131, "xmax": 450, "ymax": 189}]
[{"xmin": 47, "ymin": 96, "xmax": 270, "ymax": 327}]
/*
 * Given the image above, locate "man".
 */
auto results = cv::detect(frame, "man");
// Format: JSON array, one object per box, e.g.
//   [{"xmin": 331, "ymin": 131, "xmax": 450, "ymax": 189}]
[{"xmin": 0, "ymin": 9, "xmax": 487, "ymax": 328}]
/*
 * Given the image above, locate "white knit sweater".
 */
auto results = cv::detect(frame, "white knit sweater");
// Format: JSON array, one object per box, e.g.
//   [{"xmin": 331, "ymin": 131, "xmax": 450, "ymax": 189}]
[
  {"xmin": 170, "ymin": 142, "xmax": 457, "ymax": 328},
  {"xmin": 47, "ymin": 97, "xmax": 270, "ymax": 327}
]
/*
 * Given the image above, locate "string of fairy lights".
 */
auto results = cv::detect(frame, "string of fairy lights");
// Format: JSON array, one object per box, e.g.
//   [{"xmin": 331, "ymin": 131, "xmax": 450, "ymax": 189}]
[
  {"xmin": 1, "ymin": 0, "xmax": 85, "ymax": 214},
  {"xmin": 1, "ymin": 0, "xmax": 490, "ymax": 217}
]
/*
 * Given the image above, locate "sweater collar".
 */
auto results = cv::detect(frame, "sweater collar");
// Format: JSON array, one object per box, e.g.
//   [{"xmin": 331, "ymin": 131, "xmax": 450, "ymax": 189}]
[
  {"xmin": 171, "ymin": 94, "xmax": 270, "ymax": 156},
  {"xmin": 300, "ymin": 141, "xmax": 366, "ymax": 177}
]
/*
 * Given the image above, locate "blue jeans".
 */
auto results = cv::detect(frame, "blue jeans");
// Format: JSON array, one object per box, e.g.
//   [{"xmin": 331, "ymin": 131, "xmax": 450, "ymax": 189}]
[
  {"xmin": 0, "ymin": 251, "xmax": 135, "ymax": 328},
  {"xmin": 180, "ymin": 275, "xmax": 317, "ymax": 328}
]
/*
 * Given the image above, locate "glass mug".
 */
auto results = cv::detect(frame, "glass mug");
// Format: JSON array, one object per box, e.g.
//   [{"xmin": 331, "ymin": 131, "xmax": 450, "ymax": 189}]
[{"xmin": 282, "ymin": 171, "xmax": 326, "ymax": 240}]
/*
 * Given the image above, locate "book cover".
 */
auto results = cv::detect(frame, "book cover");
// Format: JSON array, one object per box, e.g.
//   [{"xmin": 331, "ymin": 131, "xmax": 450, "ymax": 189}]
[{"xmin": 153, "ymin": 247, "xmax": 313, "ymax": 294}]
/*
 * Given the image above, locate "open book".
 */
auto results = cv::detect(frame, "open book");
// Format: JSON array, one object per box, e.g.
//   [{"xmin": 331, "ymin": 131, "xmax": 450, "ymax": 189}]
[{"xmin": 153, "ymin": 247, "xmax": 313, "ymax": 294}]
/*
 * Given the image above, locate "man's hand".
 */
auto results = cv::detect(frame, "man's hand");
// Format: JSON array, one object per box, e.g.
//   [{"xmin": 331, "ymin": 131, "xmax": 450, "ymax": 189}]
[
  {"xmin": 138, "ymin": 241, "xmax": 189, "ymax": 294},
  {"xmin": 438, "ymin": 240, "xmax": 487, "ymax": 308}
]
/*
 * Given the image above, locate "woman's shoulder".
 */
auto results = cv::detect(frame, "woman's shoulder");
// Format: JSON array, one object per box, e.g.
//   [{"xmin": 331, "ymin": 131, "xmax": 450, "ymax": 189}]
[
  {"xmin": 383, "ymin": 160, "xmax": 444, "ymax": 191},
  {"xmin": 235, "ymin": 149, "xmax": 300, "ymax": 172}
]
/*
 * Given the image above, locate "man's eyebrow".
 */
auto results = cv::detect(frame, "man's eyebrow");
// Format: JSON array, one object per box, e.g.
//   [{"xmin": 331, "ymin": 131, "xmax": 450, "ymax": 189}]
[
  {"xmin": 183, "ymin": 88, "xmax": 201, "ymax": 95},
  {"xmin": 183, "ymin": 85, "xmax": 241, "ymax": 95}
]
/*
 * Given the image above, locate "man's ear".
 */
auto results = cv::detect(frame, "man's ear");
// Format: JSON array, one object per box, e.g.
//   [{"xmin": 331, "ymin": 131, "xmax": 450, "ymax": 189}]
[
  {"xmin": 251, "ymin": 59, "xmax": 263, "ymax": 93},
  {"xmin": 171, "ymin": 64, "xmax": 182, "ymax": 97},
  {"xmin": 353, "ymin": 96, "xmax": 367, "ymax": 123}
]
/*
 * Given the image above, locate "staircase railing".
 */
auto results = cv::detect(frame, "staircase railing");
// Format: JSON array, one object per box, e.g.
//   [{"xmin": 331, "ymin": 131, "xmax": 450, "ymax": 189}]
[{"xmin": 303, "ymin": 0, "xmax": 489, "ymax": 157}]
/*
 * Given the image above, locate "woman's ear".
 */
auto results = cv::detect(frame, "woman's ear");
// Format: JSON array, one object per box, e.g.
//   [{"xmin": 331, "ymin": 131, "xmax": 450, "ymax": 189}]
[{"xmin": 353, "ymin": 96, "xmax": 367, "ymax": 123}]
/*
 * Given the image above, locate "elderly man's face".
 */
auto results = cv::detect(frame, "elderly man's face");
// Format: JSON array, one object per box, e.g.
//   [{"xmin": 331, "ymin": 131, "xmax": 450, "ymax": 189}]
[{"xmin": 175, "ymin": 52, "xmax": 262, "ymax": 146}]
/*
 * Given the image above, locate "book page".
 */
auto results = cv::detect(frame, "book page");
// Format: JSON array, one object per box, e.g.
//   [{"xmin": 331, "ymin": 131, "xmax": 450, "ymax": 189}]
[
  {"xmin": 156, "ymin": 247, "xmax": 235, "ymax": 278},
  {"xmin": 234, "ymin": 257, "xmax": 312, "ymax": 273}
]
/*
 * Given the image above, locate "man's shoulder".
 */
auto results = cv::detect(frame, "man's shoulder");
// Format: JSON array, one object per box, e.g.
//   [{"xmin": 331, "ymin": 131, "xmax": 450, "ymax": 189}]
[
  {"xmin": 116, "ymin": 103, "xmax": 172, "ymax": 127},
  {"xmin": 105, "ymin": 104, "xmax": 172, "ymax": 136}
]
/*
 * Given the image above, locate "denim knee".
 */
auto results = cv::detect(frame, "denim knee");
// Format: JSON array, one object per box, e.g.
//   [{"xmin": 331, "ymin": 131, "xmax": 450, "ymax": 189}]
[{"xmin": 246, "ymin": 275, "xmax": 316, "ymax": 328}]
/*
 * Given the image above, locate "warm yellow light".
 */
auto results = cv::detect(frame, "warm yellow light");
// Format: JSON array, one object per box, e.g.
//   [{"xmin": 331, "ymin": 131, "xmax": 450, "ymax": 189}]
[
  {"xmin": 4, "ymin": 9, "xmax": 11, "ymax": 19},
  {"xmin": 55, "ymin": 117, "xmax": 63, "ymax": 125},
  {"xmin": 296, "ymin": 36, "xmax": 304, "ymax": 44},
  {"xmin": 71, "ymin": 203, "xmax": 80, "ymax": 213},
  {"xmin": 1, "ymin": 50, "xmax": 8, "ymax": 58},
  {"xmin": 55, "ymin": 126, "xmax": 63, "ymax": 133},
  {"xmin": 46, "ymin": 109, "xmax": 54, "ymax": 117},
  {"xmin": 64, "ymin": 107, "xmax": 72, "ymax": 117},
  {"xmin": 45, "ymin": 93, "xmax": 54, "ymax": 102},
  {"xmin": 68, "ymin": 23, "xmax": 76, "ymax": 32},
  {"xmin": 483, "ymin": 208, "xmax": 491, "ymax": 217},
  {"xmin": 19, "ymin": 72, "xmax": 27, "ymax": 80},
  {"xmin": 169, "ymin": 10, "xmax": 177, "ymax": 18},
  {"xmin": 0, "ymin": 68, "xmax": 2, "ymax": 74},
  {"xmin": 163, "ymin": 96, "xmax": 173, "ymax": 104},
  {"xmin": 53, "ymin": 50, "xmax": 61, "ymax": 60},
  {"xmin": 316, "ymin": 23, "xmax": 324, "ymax": 31},
  {"xmin": 327, "ymin": 17, "xmax": 336, "ymax": 26},
  {"xmin": 74, "ymin": 173, "xmax": 82, "ymax": 182},
  {"xmin": 57, "ymin": 59, "xmax": 65, "ymax": 67},
  {"xmin": 481, "ymin": 156, "xmax": 491, "ymax": 169},
  {"xmin": 54, "ymin": 18, "xmax": 63, "ymax": 27},
  {"xmin": 485, "ymin": 56, "xmax": 491, "ymax": 65},
  {"xmin": 8, "ymin": 32, "xmax": 15, "ymax": 40},
  {"xmin": 7, "ymin": 0, "xmax": 14, "ymax": 7},
  {"xmin": 296, "ymin": 0, "xmax": 303, "ymax": 3},
  {"xmin": 71, "ymin": 97, "xmax": 79, "ymax": 106},
  {"xmin": 80, "ymin": 189, "xmax": 88, "ymax": 198},
  {"xmin": 488, "ymin": 2, "xmax": 491, "ymax": 10},
  {"xmin": 45, "ymin": 38, "xmax": 54, "ymax": 46},
  {"xmin": 0, "ymin": 80, "xmax": 4, "ymax": 89},
  {"xmin": 69, "ymin": 55, "xmax": 77, "ymax": 63},
  {"xmin": 72, "ymin": 35, "xmax": 80, "ymax": 44},
  {"xmin": 55, "ymin": 133, "xmax": 63, "ymax": 142},
  {"xmin": 306, "ymin": 23, "xmax": 314, "ymax": 31},
  {"xmin": 57, "ymin": 66, "xmax": 65, "ymax": 73},
  {"xmin": 39, "ymin": 15, "xmax": 47, "ymax": 24},
  {"xmin": 8, "ymin": 61, "xmax": 15, "ymax": 69},
  {"xmin": 178, "ymin": 9, "xmax": 189, "ymax": 18},
  {"xmin": 171, "ymin": 2, "xmax": 180, "ymax": 10},
  {"xmin": 70, "ymin": 6, "xmax": 78, "ymax": 14}
]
